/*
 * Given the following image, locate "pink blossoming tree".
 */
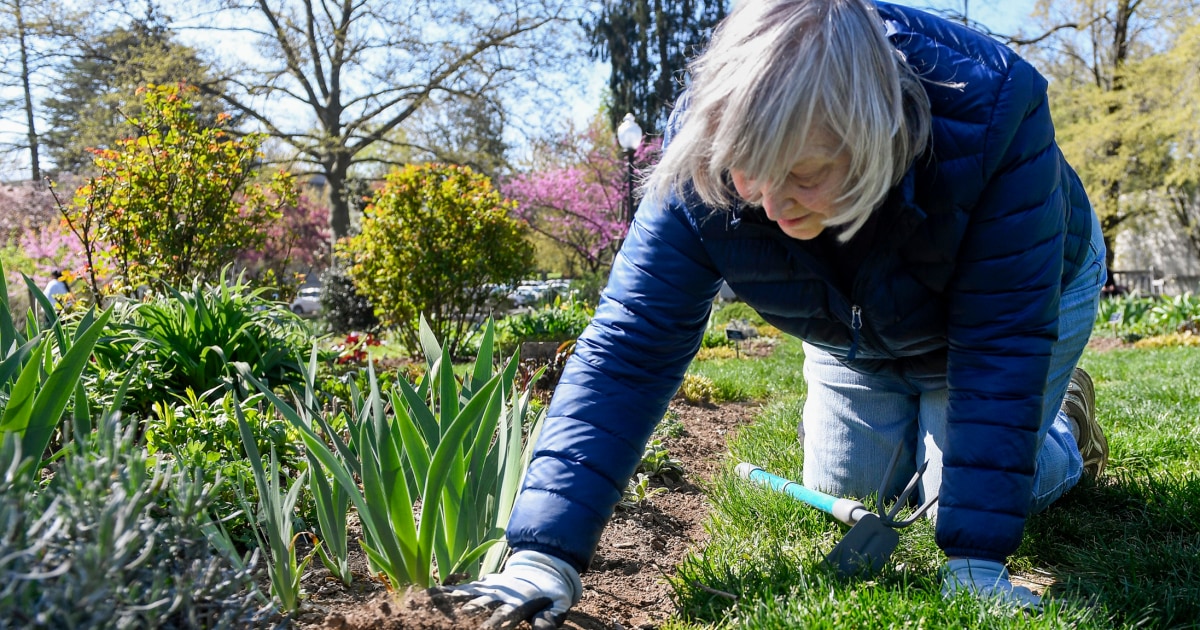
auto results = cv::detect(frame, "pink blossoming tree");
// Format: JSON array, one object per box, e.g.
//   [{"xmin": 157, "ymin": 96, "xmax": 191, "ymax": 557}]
[
  {"xmin": 503, "ymin": 116, "xmax": 661, "ymax": 276},
  {"xmin": 236, "ymin": 191, "xmax": 332, "ymax": 298}
]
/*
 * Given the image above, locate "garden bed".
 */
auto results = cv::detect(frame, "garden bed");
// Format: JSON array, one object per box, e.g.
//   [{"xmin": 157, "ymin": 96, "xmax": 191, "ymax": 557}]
[{"xmin": 299, "ymin": 401, "xmax": 761, "ymax": 630}]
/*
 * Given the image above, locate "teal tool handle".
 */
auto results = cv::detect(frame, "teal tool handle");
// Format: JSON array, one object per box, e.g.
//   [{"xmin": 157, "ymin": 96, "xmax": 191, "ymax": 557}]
[{"xmin": 736, "ymin": 463, "xmax": 868, "ymax": 526}]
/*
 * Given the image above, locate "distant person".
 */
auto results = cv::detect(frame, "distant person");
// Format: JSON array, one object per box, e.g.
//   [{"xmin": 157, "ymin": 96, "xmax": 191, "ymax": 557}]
[
  {"xmin": 433, "ymin": 1, "xmax": 1108, "ymax": 625},
  {"xmin": 41, "ymin": 269, "xmax": 70, "ymax": 321}
]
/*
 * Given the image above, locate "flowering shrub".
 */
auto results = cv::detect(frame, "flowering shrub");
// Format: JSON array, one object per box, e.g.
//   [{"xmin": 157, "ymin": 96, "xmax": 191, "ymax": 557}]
[
  {"xmin": 332, "ymin": 332, "xmax": 382, "ymax": 365},
  {"xmin": 237, "ymin": 191, "xmax": 331, "ymax": 297},
  {"xmin": 503, "ymin": 116, "xmax": 662, "ymax": 276},
  {"xmin": 74, "ymin": 83, "xmax": 297, "ymax": 292}
]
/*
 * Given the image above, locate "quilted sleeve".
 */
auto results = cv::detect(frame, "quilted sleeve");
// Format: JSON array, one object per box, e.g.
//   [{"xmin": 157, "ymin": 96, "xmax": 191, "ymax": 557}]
[
  {"xmin": 936, "ymin": 58, "xmax": 1066, "ymax": 561},
  {"xmin": 505, "ymin": 197, "xmax": 724, "ymax": 573}
]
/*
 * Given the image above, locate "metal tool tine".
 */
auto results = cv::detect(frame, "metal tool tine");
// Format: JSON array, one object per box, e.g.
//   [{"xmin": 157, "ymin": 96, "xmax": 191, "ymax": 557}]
[{"xmin": 877, "ymin": 443, "xmax": 939, "ymax": 528}]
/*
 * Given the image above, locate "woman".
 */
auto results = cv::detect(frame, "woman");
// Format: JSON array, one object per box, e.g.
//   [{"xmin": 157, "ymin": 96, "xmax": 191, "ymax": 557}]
[{"xmin": 436, "ymin": 1, "xmax": 1107, "ymax": 626}]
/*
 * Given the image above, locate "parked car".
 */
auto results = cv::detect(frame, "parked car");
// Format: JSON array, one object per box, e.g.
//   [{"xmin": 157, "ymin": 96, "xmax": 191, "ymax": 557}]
[{"xmin": 291, "ymin": 287, "xmax": 322, "ymax": 316}]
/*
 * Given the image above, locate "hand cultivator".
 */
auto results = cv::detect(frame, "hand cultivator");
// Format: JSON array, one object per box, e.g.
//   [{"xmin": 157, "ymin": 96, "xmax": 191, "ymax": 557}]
[{"xmin": 736, "ymin": 444, "xmax": 938, "ymax": 577}]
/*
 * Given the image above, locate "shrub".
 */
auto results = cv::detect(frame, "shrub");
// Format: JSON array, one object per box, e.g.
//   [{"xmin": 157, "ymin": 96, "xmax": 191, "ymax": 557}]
[
  {"xmin": 319, "ymin": 261, "xmax": 379, "ymax": 334},
  {"xmin": 0, "ymin": 418, "xmax": 268, "ymax": 628},
  {"xmin": 695, "ymin": 345, "xmax": 739, "ymax": 361},
  {"xmin": 89, "ymin": 270, "xmax": 317, "ymax": 414},
  {"xmin": 1097, "ymin": 293, "xmax": 1200, "ymax": 341},
  {"xmin": 72, "ymin": 84, "xmax": 297, "ymax": 292},
  {"xmin": 678, "ymin": 373, "xmax": 717, "ymax": 405},
  {"xmin": 496, "ymin": 296, "xmax": 593, "ymax": 351},
  {"xmin": 1133, "ymin": 332, "xmax": 1200, "ymax": 348},
  {"xmin": 339, "ymin": 163, "xmax": 534, "ymax": 357}
]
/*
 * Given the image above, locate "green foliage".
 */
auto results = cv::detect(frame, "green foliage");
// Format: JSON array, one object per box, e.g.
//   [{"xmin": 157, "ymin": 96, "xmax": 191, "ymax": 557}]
[
  {"xmin": 0, "ymin": 417, "xmax": 268, "ymax": 628},
  {"xmin": 73, "ymin": 83, "xmax": 296, "ymax": 291},
  {"xmin": 318, "ymin": 261, "xmax": 379, "ymax": 335},
  {"xmin": 143, "ymin": 389, "xmax": 304, "ymax": 551},
  {"xmin": 340, "ymin": 163, "xmax": 534, "ymax": 357},
  {"xmin": 496, "ymin": 296, "xmax": 593, "ymax": 351},
  {"xmin": 0, "ymin": 259, "xmax": 112, "ymax": 471},
  {"xmin": 146, "ymin": 390, "xmax": 301, "ymax": 472},
  {"xmin": 89, "ymin": 270, "xmax": 317, "ymax": 414},
  {"xmin": 42, "ymin": 19, "xmax": 232, "ymax": 174},
  {"xmin": 1046, "ymin": 11, "xmax": 1200, "ymax": 253},
  {"xmin": 701, "ymin": 329, "xmax": 734, "ymax": 349},
  {"xmin": 233, "ymin": 397, "xmax": 317, "ymax": 613},
  {"xmin": 656, "ymin": 408, "xmax": 686, "ymax": 439},
  {"xmin": 678, "ymin": 373, "xmax": 717, "ymax": 405},
  {"xmin": 638, "ymin": 438, "xmax": 684, "ymax": 479},
  {"xmin": 1096, "ymin": 294, "xmax": 1200, "ymax": 341},
  {"xmin": 238, "ymin": 318, "xmax": 546, "ymax": 589},
  {"xmin": 619, "ymin": 472, "xmax": 666, "ymax": 509}
]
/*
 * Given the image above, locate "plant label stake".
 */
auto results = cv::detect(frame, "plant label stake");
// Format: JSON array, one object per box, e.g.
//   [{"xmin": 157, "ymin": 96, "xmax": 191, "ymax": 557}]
[
  {"xmin": 725, "ymin": 327, "xmax": 745, "ymax": 358},
  {"xmin": 736, "ymin": 444, "xmax": 938, "ymax": 578}
]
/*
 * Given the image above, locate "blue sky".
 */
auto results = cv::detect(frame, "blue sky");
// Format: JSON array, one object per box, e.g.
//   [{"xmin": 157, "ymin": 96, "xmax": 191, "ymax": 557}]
[{"xmin": 891, "ymin": 0, "xmax": 1039, "ymax": 34}]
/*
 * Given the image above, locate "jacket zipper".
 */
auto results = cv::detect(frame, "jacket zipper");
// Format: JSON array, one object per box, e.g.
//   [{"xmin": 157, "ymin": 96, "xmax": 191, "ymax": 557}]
[{"xmin": 847, "ymin": 305, "xmax": 863, "ymax": 360}]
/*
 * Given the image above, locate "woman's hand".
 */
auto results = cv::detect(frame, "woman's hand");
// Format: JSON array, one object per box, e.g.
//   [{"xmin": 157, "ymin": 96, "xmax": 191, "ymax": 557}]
[
  {"xmin": 428, "ymin": 550, "xmax": 582, "ymax": 629},
  {"xmin": 941, "ymin": 558, "xmax": 1042, "ymax": 611}
]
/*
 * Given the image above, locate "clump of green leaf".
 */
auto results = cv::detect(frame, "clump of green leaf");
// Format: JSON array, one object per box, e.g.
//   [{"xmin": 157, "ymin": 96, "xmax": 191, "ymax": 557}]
[
  {"xmin": 233, "ymin": 397, "xmax": 318, "ymax": 613},
  {"xmin": 90, "ymin": 269, "xmax": 317, "ymax": 414},
  {"xmin": 0, "ymin": 259, "xmax": 112, "ymax": 470},
  {"xmin": 639, "ymin": 438, "xmax": 685, "ymax": 480},
  {"xmin": 679, "ymin": 373, "xmax": 718, "ymax": 405},
  {"xmin": 620, "ymin": 473, "xmax": 666, "ymax": 509},
  {"xmin": 146, "ymin": 390, "xmax": 304, "ymax": 549},
  {"xmin": 239, "ymin": 317, "xmax": 546, "ymax": 589},
  {"xmin": 494, "ymin": 296, "xmax": 593, "ymax": 352},
  {"xmin": 1097, "ymin": 293, "xmax": 1200, "ymax": 342},
  {"xmin": 656, "ymin": 409, "xmax": 686, "ymax": 439},
  {"xmin": 0, "ymin": 418, "xmax": 268, "ymax": 628}
]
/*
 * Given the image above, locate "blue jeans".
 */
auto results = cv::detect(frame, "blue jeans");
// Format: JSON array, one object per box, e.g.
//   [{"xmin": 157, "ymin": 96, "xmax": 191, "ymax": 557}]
[{"xmin": 801, "ymin": 216, "xmax": 1106, "ymax": 515}]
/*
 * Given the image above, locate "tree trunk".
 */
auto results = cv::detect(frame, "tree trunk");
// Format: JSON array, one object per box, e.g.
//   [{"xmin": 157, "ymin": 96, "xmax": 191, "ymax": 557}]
[
  {"xmin": 15, "ymin": 0, "xmax": 40, "ymax": 182},
  {"xmin": 326, "ymin": 156, "xmax": 353, "ymax": 242}
]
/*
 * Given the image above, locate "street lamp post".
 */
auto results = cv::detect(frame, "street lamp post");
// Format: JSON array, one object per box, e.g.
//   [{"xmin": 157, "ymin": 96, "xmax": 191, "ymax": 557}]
[{"xmin": 616, "ymin": 113, "xmax": 644, "ymax": 225}]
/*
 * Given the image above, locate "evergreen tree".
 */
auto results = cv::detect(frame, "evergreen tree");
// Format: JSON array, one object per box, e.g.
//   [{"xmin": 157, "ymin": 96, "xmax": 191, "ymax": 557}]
[
  {"xmin": 586, "ymin": 0, "xmax": 727, "ymax": 136},
  {"xmin": 42, "ymin": 16, "xmax": 228, "ymax": 174}
]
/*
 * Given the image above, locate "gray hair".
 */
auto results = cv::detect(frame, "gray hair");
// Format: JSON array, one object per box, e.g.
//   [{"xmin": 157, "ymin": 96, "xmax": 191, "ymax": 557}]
[{"xmin": 645, "ymin": 0, "xmax": 931, "ymax": 241}]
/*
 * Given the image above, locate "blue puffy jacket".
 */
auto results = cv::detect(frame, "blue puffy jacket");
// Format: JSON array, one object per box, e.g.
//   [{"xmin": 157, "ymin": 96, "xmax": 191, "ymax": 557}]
[{"xmin": 506, "ymin": 2, "xmax": 1098, "ymax": 570}]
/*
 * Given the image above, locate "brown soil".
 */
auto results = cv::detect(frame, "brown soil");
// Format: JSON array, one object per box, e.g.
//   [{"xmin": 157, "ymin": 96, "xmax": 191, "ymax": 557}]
[
  {"xmin": 1086, "ymin": 335, "xmax": 1133, "ymax": 352},
  {"xmin": 293, "ymin": 400, "xmax": 760, "ymax": 630}
]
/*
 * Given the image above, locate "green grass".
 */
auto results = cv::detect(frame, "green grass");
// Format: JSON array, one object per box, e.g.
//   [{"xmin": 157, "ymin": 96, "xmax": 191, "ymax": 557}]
[
  {"xmin": 687, "ymin": 336, "xmax": 808, "ymax": 402},
  {"xmin": 670, "ymin": 344, "xmax": 1200, "ymax": 628}
]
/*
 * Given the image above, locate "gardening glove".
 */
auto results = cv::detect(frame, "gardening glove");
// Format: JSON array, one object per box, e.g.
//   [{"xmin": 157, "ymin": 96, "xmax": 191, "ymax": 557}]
[
  {"xmin": 429, "ymin": 550, "xmax": 582, "ymax": 630},
  {"xmin": 941, "ymin": 558, "xmax": 1042, "ymax": 611}
]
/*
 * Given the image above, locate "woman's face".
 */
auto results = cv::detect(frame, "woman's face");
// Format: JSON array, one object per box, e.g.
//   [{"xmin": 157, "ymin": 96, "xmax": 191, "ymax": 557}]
[{"xmin": 730, "ymin": 130, "xmax": 851, "ymax": 240}]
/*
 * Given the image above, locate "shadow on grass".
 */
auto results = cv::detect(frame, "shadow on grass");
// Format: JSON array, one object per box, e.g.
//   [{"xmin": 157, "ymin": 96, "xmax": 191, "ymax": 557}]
[{"xmin": 1022, "ymin": 471, "xmax": 1200, "ymax": 627}]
